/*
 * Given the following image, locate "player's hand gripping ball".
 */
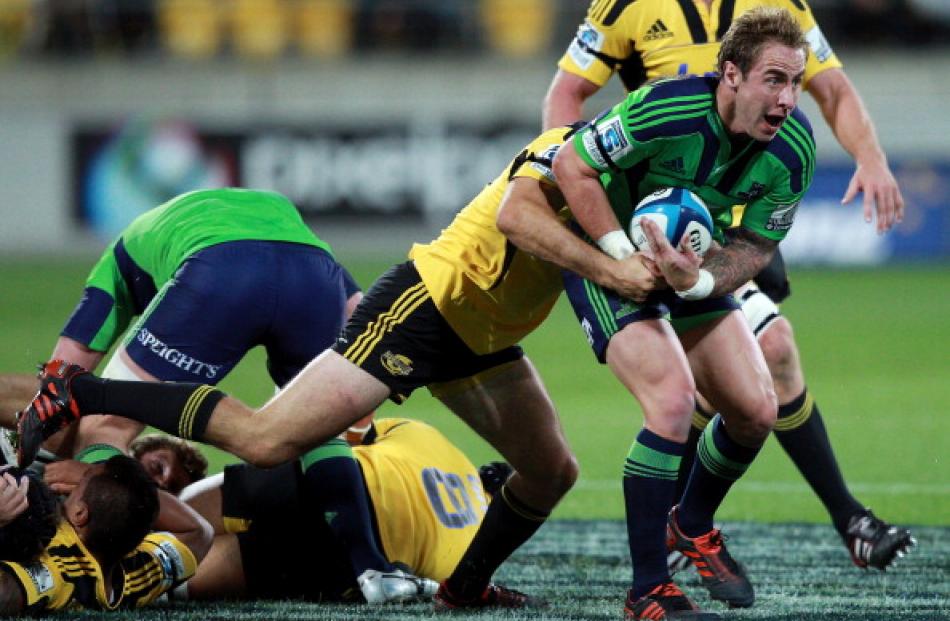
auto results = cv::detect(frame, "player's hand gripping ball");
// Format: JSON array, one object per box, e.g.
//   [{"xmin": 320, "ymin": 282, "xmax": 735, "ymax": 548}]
[{"xmin": 629, "ymin": 187, "xmax": 713, "ymax": 256}]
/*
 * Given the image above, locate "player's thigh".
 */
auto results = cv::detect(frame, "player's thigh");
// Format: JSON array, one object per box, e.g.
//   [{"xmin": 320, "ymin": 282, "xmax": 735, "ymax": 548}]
[
  {"xmin": 681, "ymin": 310, "xmax": 775, "ymax": 423},
  {"xmin": 606, "ymin": 319, "xmax": 695, "ymax": 439},
  {"xmin": 247, "ymin": 350, "xmax": 389, "ymax": 463},
  {"xmin": 433, "ymin": 357, "xmax": 575, "ymax": 482}
]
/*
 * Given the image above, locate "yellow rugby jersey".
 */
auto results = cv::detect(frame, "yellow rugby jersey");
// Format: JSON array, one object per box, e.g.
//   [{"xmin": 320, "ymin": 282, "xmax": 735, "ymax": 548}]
[
  {"xmin": 0, "ymin": 521, "xmax": 196, "ymax": 613},
  {"xmin": 558, "ymin": 0, "xmax": 841, "ymax": 91},
  {"xmin": 409, "ymin": 127, "xmax": 572, "ymax": 354},
  {"xmin": 354, "ymin": 418, "xmax": 487, "ymax": 581}
]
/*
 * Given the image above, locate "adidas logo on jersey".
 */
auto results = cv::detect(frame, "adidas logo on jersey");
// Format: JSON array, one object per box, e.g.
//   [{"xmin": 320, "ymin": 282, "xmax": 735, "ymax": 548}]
[
  {"xmin": 644, "ymin": 19, "xmax": 674, "ymax": 41},
  {"xmin": 659, "ymin": 156, "xmax": 686, "ymax": 174}
]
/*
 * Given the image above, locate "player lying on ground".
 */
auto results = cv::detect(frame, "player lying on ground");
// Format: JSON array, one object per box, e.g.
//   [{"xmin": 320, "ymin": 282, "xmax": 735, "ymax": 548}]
[
  {"xmin": 4, "ymin": 187, "xmax": 432, "ymax": 603},
  {"xmin": 0, "ymin": 456, "xmax": 212, "ymax": 614},
  {"xmin": 42, "ymin": 419, "xmax": 502, "ymax": 605},
  {"xmin": 178, "ymin": 418, "xmax": 512, "ymax": 603},
  {"xmin": 544, "ymin": 0, "xmax": 913, "ymax": 575}
]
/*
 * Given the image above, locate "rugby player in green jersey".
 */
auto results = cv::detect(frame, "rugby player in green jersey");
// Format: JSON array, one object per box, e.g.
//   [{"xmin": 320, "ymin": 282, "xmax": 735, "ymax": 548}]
[
  {"xmin": 544, "ymin": 0, "xmax": 913, "ymax": 578},
  {"xmin": 7, "ymin": 188, "xmax": 435, "ymax": 604},
  {"xmin": 549, "ymin": 7, "xmax": 818, "ymax": 618}
]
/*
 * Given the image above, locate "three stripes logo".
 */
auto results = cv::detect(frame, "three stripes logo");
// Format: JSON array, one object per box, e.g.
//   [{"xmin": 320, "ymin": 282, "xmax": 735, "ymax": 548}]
[{"xmin": 644, "ymin": 19, "xmax": 673, "ymax": 41}]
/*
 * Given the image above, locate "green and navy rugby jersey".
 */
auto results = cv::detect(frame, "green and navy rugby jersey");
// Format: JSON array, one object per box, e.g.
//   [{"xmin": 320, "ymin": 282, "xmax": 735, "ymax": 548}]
[
  {"xmin": 572, "ymin": 76, "xmax": 815, "ymax": 241},
  {"xmin": 67, "ymin": 188, "xmax": 333, "ymax": 352}
]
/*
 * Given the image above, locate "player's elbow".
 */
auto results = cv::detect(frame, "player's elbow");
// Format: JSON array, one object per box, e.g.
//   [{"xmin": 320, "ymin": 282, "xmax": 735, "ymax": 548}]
[{"xmin": 187, "ymin": 513, "xmax": 215, "ymax": 564}]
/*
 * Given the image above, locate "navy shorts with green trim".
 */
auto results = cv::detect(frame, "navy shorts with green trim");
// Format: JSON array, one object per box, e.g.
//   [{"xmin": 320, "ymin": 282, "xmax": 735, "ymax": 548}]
[
  {"xmin": 331, "ymin": 261, "xmax": 523, "ymax": 403},
  {"xmin": 562, "ymin": 269, "xmax": 739, "ymax": 363}
]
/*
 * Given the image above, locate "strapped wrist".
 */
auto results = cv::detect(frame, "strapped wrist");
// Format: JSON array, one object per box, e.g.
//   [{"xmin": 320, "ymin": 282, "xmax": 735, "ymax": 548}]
[
  {"xmin": 676, "ymin": 269, "xmax": 714, "ymax": 300},
  {"xmin": 595, "ymin": 230, "xmax": 635, "ymax": 260}
]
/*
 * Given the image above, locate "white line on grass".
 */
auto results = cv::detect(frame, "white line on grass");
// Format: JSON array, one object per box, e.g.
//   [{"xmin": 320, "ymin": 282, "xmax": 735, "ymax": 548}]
[{"xmin": 574, "ymin": 479, "xmax": 950, "ymax": 495}]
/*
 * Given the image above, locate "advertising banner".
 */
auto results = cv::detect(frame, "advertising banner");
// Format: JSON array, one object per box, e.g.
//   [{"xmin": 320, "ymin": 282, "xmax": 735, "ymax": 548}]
[{"xmin": 73, "ymin": 118, "xmax": 949, "ymax": 264}]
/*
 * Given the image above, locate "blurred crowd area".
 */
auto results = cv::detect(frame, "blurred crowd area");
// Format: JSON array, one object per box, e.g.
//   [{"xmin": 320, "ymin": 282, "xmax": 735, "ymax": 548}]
[{"xmin": 0, "ymin": 0, "xmax": 948, "ymax": 62}]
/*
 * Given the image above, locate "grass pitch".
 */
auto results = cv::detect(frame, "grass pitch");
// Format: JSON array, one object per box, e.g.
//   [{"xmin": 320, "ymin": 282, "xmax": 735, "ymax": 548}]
[
  {"xmin": 1, "ymin": 258, "xmax": 948, "ymax": 619},
  {"xmin": 57, "ymin": 521, "xmax": 950, "ymax": 620}
]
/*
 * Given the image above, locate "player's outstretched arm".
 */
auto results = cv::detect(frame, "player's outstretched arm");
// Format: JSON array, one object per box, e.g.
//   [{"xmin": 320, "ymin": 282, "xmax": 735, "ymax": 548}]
[
  {"xmin": 155, "ymin": 489, "xmax": 214, "ymax": 564},
  {"xmin": 497, "ymin": 177, "xmax": 656, "ymax": 302},
  {"xmin": 542, "ymin": 70, "xmax": 600, "ymax": 130},
  {"xmin": 49, "ymin": 336, "xmax": 106, "ymax": 373},
  {"xmin": 807, "ymin": 68, "xmax": 904, "ymax": 233}
]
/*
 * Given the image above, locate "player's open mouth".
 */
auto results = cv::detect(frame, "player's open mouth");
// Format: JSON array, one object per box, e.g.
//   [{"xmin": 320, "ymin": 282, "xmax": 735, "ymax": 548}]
[{"xmin": 764, "ymin": 114, "xmax": 786, "ymax": 129}]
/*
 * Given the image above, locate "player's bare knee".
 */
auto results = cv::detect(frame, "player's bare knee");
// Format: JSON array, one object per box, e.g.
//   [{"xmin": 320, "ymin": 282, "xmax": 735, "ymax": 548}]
[
  {"xmin": 240, "ymin": 437, "xmax": 297, "ymax": 469},
  {"xmin": 551, "ymin": 453, "xmax": 580, "ymax": 496},
  {"xmin": 758, "ymin": 317, "xmax": 798, "ymax": 374}
]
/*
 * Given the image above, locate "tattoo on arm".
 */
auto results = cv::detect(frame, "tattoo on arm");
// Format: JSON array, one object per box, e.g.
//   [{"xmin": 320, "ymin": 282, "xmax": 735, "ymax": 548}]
[
  {"xmin": 704, "ymin": 228, "xmax": 778, "ymax": 297},
  {"xmin": 0, "ymin": 571, "xmax": 25, "ymax": 615}
]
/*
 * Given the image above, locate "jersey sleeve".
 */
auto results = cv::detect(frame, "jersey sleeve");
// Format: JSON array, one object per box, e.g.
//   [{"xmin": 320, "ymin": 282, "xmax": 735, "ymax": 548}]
[
  {"xmin": 556, "ymin": 0, "xmax": 638, "ymax": 88},
  {"xmin": 122, "ymin": 532, "xmax": 198, "ymax": 607},
  {"xmin": 508, "ymin": 127, "xmax": 573, "ymax": 185},
  {"xmin": 0, "ymin": 559, "xmax": 67, "ymax": 612},
  {"xmin": 570, "ymin": 87, "xmax": 659, "ymax": 173},
  {"xmin": 785, "ymin": 0, "xmax": 843, "ymax": 84},
  {"xmin": 741, "ymin": 118, "xmax": 816, "ymax": 241},
  {"xmin": 60, "ymin": 240, "xmax": 136, "ymax": 352}
]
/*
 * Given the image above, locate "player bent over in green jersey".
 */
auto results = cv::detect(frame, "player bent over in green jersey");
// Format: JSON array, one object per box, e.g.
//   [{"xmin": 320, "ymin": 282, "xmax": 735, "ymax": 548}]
[
  {"xmin": 178, "ymin": 419, "xmax": 506, "ymax": 603},
  {"xmin": 6, "ymin": 188, "xmax": 430, "ymax": 604}
]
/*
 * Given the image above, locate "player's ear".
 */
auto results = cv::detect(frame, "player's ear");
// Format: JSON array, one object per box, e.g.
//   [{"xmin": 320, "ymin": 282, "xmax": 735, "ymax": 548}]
[
  {"xmin": 721, "ymin": 61, "xmax": 741, "ymax": 89},
  {"xmin": 65, "ymin": 499, "xmax": 89, "ymax": 528}
]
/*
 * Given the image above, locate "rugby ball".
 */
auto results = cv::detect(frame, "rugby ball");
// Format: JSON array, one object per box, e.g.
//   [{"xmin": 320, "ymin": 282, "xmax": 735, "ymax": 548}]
[{"xmin": 629, "ymin": 187, "xmax": 713, "ymax": 256}]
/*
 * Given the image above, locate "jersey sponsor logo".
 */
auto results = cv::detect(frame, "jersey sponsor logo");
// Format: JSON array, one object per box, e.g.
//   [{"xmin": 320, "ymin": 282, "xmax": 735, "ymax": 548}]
[
  {"xmin": 135, "ymin": 328, "xmax": 223, "ymax": 379},
  {"xmin": 380, "ymin": 351, "xmax": 413, "ymax": 376},
  {"xmin": 804, "ymin": 26, "xmax": 834, "ymax": 63},
  {"xmin": 581, "ymin": 131, "xmax": 609, "ymax": 170},
  {"xmin": 154, "ymin": 538, "xmax": 188, "ymax": 585},
  {"xmin": 595, "ymin": 116, "xmax": 632, "ymax": 163},
  {"xmin": 766, "ymin": 202, "xmax": 800, "ymax": 231},
  {"xmin": 529, "ymin": 144, "xmax": 561, "ymax": 181},
  {"xmin": 659, "ymin": 157, "xmax": 686, "ymax": 175},
  {"xmin": 644, "ymin": 19, "xmax": 674, "ymax": 41},
  {"xmin": 24, "ymin": 562, "xmax": 54, "ymax": 595},
  {"xmin": 737, "ymin": 182, "xmax": 766, "ymax": 202},
  {"xmin": 567, "ymin": 21, "xmax": 605, "ymax": 70}
]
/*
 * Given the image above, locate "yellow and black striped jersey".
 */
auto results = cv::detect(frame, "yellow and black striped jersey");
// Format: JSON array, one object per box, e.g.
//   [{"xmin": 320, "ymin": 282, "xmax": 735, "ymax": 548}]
[
  {"xmin": 409, "ymin": 127, "xmax": 574, "ymax": 355},
  {"xmin": 0, "ymin": 521, "xmax": 196, "ymax": 613},
  {"xmin": 558, "ymin": 0, "xmax": 841, "ymax": 91},
  {"xmin": 355, "ymin": 418, "xmax": 487, "ymax": 581}
]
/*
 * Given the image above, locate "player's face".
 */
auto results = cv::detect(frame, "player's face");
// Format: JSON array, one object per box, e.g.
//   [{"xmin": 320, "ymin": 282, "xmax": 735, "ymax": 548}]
[
  {"xmin": 139, "ymin": 448, "xmax": 191, "ymax": 495},
  {"xmin": 726, "ymin": 43, "xmax": 805, "ymax": 141}
]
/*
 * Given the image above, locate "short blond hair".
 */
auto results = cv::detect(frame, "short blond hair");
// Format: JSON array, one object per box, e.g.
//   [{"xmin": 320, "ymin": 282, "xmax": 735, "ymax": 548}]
[{"xmin": 718, "ymin": 7, "xmax": 808, "ymax": 75}]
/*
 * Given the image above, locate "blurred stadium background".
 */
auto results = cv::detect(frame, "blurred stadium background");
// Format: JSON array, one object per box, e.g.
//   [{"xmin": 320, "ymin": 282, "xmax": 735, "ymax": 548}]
[{"xmin": 0, "ymin": 0, "xmax": 948, "ymax": 531}]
